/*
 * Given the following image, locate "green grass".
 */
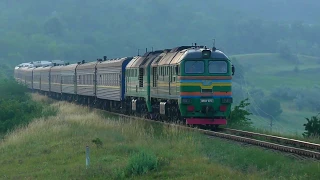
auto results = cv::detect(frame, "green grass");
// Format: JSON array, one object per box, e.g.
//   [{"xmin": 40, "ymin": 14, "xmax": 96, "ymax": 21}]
[
  {"xmin": 230, "ymin": 53, "xmax": 320, "ymax": 135},
  {"xmin": 0, "ymin": 97, "xmax": 256, "ymax": 179},
  {"xmin": 0, "ymin": 95, "xmax": 319, "ymax": 179},
  {"xmin": 202, "ymin": 138, "xmax": 320, "ymax": 179}
]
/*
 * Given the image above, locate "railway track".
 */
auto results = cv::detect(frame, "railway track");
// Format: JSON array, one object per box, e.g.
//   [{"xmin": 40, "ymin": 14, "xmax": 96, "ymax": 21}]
[
  {"xmin": 98, "ymin": 109, "xmax": 320, "ymax": 160},
  {"xmin": 222, "ymin": 128, "xmax": 320, "ymax": 152},
  {"xmin": 201, "ymin": 129, "xmax": 320, "ymax": 160}
]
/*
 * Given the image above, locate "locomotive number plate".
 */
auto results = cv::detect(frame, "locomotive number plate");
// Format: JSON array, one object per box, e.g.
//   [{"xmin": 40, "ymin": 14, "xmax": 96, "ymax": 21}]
[
  {"xmin": 221, "ymin": 98, "xmax": 233, "ymax": 103},
  {"xmin": 200, "ymin": 99, "xmax": 213, "ymax": 103}
]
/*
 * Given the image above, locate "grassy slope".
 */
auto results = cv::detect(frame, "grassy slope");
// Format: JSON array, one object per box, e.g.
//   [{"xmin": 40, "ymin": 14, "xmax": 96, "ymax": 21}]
[
  {"xmin": 231, "ymin": 53, "xmax": 320, "ymax": 134},
  {"xmin": 0, "ymin": 94, "xmax": 319, "ymax": 179}
]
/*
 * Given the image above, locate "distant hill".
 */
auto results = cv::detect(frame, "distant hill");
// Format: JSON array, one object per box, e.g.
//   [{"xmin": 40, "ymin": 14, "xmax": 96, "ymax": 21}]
[
  {"xmin": 230, "ymin": 53, "xmax": 320, "ymax": 134},
  {"xmin": 218, "ymin": 0, "xmax": 320, "ymax": 23},
  {"xmin": 0, "ymin": 0, "xmax": 319, "ymax": 66}
]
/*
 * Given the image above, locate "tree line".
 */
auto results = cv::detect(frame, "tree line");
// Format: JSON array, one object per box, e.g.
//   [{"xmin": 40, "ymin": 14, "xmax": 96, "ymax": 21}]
[{"xmin": 0, "ymin": 0, "xmax": 319, "ymax": 66}]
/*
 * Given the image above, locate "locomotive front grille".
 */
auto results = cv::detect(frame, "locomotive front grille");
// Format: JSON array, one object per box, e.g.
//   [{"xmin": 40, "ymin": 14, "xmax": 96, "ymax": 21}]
[
  {"xmin": 201, "ymin": 88, "xmax": 212, "ymax": 93},
  {"xmin": 201, "ymin": 105, "xmax": 213, "ymax": 114}
]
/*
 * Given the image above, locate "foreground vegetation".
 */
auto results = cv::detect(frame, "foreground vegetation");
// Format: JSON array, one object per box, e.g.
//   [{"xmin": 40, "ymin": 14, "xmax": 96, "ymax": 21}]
[
  {"xmin": 0, "ymin": 77, "xmax": 57, "ymax": 138},
  {"xmin": 0, "ymin": 94, "xmax": 319, "ymax": 179}
]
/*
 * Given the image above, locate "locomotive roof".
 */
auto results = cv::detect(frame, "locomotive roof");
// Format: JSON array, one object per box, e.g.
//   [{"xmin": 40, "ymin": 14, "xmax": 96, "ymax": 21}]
[
  {"xmin": 141, "ymin": 51, "xmax": 164, "ymax": 68},
  {"xmin": 126, "ymin": 56, "xmax": 140, "ymax": 68},
  {"xmin": 181, "ymin": 48, "xmax": 228, "ymax": 59},
  {"xmin": 157, "ymin": 50, "xmax": 186, "ymax": 65},
  {"xmin": 126, "ymin": 50, "xmax": 163, "ymax": 68},
  {"xmin": 151, "ymin": 47, "xmax": 229, "ymax": 66}
]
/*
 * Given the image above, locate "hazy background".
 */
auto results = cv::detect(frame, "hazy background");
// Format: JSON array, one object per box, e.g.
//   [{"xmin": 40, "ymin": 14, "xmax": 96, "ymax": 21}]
[{"xmin": 1, "ymin": 0, "xmax": 319, "ymax": 134}]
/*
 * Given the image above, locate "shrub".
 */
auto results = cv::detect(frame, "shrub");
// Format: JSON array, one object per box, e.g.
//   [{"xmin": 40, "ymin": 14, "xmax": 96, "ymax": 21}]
[
  {"xmin": 302, "ymin": 114, "xmax": 320, "ymax": 138},
  {"xmin": 0, "ymin": 78, "xmax": 29, "ymax": 101},
  {"xmin": 0, "ymin": 78, "xmax": 47, "ymax": 133},
  {"xmin": 258, "ymin": 98, "xmax": 283, "ymax": 118},
  {"xmin": 125, "ymin": 149, "xmax": 158, "ymax": 176},
  {"xmin": 293, "ymin": 66, "xmax": 300, "ymax": 73},
  {"xmin": 228, "ymin": 98, "xmax": 253, "ymax": 128},
  {"xmin": 41, "ymin": 105, "xmax": 58, "ymax": 119}
]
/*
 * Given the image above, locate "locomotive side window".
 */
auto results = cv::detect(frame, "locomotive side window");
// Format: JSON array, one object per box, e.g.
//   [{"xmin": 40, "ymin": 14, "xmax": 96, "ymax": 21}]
[
  {"xmin": 184, "ymin": 60, "xmax": 204, "ymax": 74},
  {"xmin": 208, "ymin": 61, "xmax": 227, "ymax": 73}
]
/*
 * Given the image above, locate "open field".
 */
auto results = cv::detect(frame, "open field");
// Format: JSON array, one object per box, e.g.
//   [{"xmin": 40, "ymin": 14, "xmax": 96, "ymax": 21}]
[
  {"xmin": 0, "ymin": 94, "xmax": 319, "ymax": 179},
  {"xmin": 231, "ymin": 53, "xmax": 320, "ymax": 135}
]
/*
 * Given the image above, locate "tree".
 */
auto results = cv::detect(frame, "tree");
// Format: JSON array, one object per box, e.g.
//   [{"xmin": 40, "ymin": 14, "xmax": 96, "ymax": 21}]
[
  {"xmin": 302, "ymin": 114, "xmax": 320, "ymax": 138},
  {"xmin": 258, "ymin": 98, "xmax": 283, "ymax": 118},
  {"xmin": 1, "ymin": 0, "xmax": 320, "ymax": 64},
  {"xmin": 276, "ymin": 39, "xmax": 299, "ymax": 63},
  {"xmin": 44, "ymin": 17, "xmax": 63, "ymax": 37},
  {"xmin": 277, "ymin": 40, "xmax": 292, "ymax": 59},
  {"xmin": 228, "ymin": 98, "xmax": 253, "ymax": 128},
  {"xmin": 293, "ymin": 65, "xmax": 299, "ymax": 73}
]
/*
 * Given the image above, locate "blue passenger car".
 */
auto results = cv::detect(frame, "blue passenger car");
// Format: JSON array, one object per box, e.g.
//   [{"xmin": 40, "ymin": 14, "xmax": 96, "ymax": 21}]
[{"xmin": 96, "ymin": 57, "xmax": 133, "ymax": 101}]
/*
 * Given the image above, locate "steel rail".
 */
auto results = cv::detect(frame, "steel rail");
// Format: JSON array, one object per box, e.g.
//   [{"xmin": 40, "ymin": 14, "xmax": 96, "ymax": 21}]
[
  {"xmin": 223, "ymin": 128, "xmax": 320, "ymax": 151},
  {"xmin": 200, "ymin": 128, "xmax": 320, "ymax": 159}
]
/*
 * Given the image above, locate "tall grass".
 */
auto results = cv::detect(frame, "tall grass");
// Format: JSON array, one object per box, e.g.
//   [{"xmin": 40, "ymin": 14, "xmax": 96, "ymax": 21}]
[{"xmin": 0, "ymin": 94, "xmax": 319, "ymax": 179}]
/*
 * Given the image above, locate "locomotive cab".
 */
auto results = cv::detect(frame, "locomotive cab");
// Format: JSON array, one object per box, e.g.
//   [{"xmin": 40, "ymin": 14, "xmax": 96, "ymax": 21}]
[{"xmin": 179, "ymin": 48, "xmax": 233, "ymax": 126}]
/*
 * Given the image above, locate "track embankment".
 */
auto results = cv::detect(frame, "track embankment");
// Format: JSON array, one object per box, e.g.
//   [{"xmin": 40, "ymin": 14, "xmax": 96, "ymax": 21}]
[{"xmin": 101, "ymin": 110, "xmax": 320, "ymax": 160}]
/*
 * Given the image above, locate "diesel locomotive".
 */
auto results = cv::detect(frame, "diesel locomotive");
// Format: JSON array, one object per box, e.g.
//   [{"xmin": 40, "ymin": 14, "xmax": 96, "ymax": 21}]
[{"xmin": 14, "ymin": 45, "xmax": 235, "ymax": 127}]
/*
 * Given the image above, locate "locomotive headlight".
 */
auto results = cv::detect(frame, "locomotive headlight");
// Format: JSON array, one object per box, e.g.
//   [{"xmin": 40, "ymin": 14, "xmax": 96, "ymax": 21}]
[
  {"xmin": 181, "ymin": 98, "xmax": 192, "ymax": 104},
  {"xmin": 202, "ymin": 50, "xmax": 211, "ymax": 58}
]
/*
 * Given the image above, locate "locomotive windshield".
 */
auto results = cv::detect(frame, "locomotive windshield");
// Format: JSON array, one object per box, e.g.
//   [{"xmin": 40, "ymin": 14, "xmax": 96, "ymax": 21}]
[
  {"xmin": 208, "ymin": 61, "xmax": 227, "ymax": 73},
  {"xmin": 184, "ymin": 60, "xmax": 204, "ymax": 74}
]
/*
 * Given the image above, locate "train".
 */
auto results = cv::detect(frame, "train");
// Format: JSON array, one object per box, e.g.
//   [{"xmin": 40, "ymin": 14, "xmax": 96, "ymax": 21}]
[{"xmin": 14, "ymin": 45, "xmax": 235, "ymax": 127}]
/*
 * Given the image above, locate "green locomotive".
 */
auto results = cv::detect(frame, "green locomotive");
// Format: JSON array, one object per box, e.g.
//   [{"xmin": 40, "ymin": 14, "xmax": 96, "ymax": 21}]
[{"xmin": 126, "ymin": 45, "xmax": 234, "ymax": 126}]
